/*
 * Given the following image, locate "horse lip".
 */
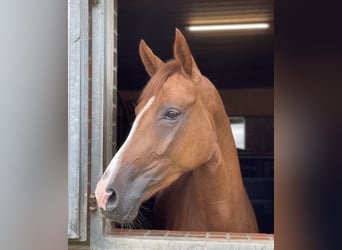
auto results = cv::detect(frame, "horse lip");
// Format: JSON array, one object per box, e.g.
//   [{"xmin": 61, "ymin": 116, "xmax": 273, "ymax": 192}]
[
  {"xmin": 99, "ymin": 199, "xmax": 141, "ymax": 223},
  {"xmin": 99, "ymin": 208, "xmax": 117, "ymax": 221}
]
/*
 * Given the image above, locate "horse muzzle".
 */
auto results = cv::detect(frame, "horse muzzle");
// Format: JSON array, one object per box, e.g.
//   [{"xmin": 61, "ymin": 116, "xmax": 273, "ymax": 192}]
[
  {"xmin": 95, "ymin": 169, "xmax": 144, "ymax": 223},
  {"xmin": 94, "ymin": 158, "xmax": 170, "ymax": 223},
  {"xmin": 95, "ymin": 186, "xmax": 141, "ymax": 223}
]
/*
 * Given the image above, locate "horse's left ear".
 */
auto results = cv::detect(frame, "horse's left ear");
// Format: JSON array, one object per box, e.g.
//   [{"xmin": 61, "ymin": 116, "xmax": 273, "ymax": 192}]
[{"xmin": 173, "ymin": 28, "xmax": 200, "ymax": 77}]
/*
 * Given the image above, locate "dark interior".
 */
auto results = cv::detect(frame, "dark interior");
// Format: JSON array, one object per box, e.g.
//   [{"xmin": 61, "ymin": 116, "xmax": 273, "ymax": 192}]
[
  {"xmin": 116, "ymin": 0, "xmax": 274, "ymax": 233},
  {"xmin": 117, "ymin": 0, "xmax": 273, "ymax": 90}
]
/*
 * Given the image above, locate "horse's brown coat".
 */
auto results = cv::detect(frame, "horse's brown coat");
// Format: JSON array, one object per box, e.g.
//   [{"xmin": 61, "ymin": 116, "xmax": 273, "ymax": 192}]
[{"xmin": 95, "ymin": 28, "xmax": 258, "ymax": 232}]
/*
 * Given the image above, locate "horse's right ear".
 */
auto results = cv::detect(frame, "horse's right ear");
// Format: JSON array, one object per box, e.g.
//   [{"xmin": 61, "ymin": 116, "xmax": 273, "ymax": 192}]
[
  {"xmin": 139, "ymin": 39, "xmax": 165, "ymax": 77},
  {"xmin": 173, "ymin": 28, "xmax": 201, "ymax": 79}
]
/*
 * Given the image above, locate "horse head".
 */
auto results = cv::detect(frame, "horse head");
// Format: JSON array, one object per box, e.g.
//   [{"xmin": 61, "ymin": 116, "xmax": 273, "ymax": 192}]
[{"xmin": 95, "ymin": 29, "xmax": 221, "ymax": 224}]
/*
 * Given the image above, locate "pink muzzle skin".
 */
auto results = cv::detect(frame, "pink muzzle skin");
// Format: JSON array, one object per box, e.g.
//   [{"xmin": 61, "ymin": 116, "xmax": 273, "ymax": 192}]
[{"xmin": 94, "ymin": 177, "xmax": 112, "ymax": 210}]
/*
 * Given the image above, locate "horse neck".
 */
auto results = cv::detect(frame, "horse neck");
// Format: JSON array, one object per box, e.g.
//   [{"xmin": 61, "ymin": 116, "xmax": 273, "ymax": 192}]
[
  {"xmin": 195, "ymin": 121, "xmax": 244, "ymax": 199},
  {"xmin": 192, "ymin": 83, "xmax": 246, "ymax": 206}
]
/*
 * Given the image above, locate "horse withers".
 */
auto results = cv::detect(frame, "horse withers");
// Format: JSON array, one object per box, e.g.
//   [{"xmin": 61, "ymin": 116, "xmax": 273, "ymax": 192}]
[{"xmin": 95, "ymin": 29, "xmax": 258, "ymax": 232}]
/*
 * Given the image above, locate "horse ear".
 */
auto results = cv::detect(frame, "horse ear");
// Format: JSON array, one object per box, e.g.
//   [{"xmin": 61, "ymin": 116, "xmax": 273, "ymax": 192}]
[
  {"xmin": 173, "ymin": 28, "xmax": 199, "ymax": 76},
  {"xmin": 139, "ymin": 39, "xmax": 165, "ymax": 77}
]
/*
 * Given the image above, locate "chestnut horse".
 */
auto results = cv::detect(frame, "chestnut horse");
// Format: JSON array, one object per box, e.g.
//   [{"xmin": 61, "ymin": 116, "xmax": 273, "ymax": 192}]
[{"xmin": 95, "ymin": 29, "xmax": 258, "ymax": 232}]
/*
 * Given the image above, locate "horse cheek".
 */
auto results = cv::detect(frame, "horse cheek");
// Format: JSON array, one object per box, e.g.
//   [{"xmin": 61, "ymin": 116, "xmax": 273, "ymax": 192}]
[{"xmin": 173, "ymin": 120, "xmax": 213, "ymax": 170}]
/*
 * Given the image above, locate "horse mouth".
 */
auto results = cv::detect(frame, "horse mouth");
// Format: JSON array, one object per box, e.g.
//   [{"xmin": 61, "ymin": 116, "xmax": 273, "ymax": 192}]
[{"xmin": 99, "ymin": 202, "xmax": 141, "ymax": 224}]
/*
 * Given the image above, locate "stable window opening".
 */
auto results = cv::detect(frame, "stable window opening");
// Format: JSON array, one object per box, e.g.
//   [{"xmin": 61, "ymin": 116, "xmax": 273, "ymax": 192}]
[{"xmin": 67, "ymin": 0, "xmax": 275, "ymax": 249}]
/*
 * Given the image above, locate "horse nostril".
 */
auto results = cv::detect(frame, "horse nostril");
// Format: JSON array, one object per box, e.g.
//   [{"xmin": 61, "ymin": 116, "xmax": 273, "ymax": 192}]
[{"xmin": 105, "ymin": 188, "xmax": 119, "ymax": 210}]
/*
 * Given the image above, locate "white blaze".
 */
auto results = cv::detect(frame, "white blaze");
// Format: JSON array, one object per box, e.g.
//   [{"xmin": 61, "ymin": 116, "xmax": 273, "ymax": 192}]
[{"xmin": 95, "ymin": 96, "xmax": 155, "ymax": 210}]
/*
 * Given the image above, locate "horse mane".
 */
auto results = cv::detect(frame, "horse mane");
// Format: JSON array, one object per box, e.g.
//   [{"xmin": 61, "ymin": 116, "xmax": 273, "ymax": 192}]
[{"xmin": 138, "ymin": 60, "xmax": 183, "ymax": 103}]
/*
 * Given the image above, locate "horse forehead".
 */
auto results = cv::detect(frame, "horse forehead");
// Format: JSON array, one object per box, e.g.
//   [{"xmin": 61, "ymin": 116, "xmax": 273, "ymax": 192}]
[
  {"xmin": 164, "ymin": 73, "xmax": 193, "ymax": 89},
  {"xmin": 161, "ymin": 73, "xmax": 196, "ymax": 101},
  {"xmin": 137, "ymin": 73, "xmax": 197, "ymax": 113}
]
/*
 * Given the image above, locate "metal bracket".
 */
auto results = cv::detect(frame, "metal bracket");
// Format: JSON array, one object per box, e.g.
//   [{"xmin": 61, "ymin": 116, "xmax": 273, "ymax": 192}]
[{"xmin": 88, "ymin": 193, "xmax": 97, "ymax": 211}]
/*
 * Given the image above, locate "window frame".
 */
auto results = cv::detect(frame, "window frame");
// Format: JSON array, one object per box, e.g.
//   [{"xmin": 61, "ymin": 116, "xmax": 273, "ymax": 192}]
[
  {"xmin": 67, "ymin": 1, "xmax": 274, "ymax": 249},
  {"xmin": 68, "ymin": 0, "xmax": 89, "ymax": 241}
]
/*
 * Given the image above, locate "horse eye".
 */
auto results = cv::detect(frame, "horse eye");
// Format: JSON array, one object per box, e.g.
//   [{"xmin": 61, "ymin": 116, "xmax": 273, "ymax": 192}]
[{"xmin": 164, "ymin": 109, "xmax": 181, "ymax": 120}]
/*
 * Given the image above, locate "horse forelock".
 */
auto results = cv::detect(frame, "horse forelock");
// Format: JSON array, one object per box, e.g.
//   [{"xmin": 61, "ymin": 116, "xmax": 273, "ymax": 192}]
[{"xmin": 138, "ymin": 60, "xmax": 183, "ymax": 103}]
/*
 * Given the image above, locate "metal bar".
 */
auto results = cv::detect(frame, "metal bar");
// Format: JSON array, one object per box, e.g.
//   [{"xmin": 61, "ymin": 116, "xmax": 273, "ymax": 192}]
[
  {"xmin": 92, "ymin": 236, "xmax": 274, "ymax": 250},
  {"xmin": 90, "ymin": 0, "xmax": 106, "ymax": 247},
  {"xmin": 90, "ymin": 0, "xmax": 104, "ymax": 195},
  {"xmin": 78, "ymin": 0, "xmax": 89, "ymax": 242},
  {"xmin": 90, "ymin": 0, "xmax": 116, "ymax": 248},
  {"xmin": 68, "ymin": 0, "xmax": 88, "ymax": 241},
  {"xmin": 103, "ymin": 0, "xmax": 115, "ymax": 167}
]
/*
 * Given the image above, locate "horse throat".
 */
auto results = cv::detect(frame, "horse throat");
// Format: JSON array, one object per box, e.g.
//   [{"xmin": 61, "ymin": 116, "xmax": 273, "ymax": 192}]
[{"xmin": 152, "ymin": 147, "xmax": 249, "ymax": 231}]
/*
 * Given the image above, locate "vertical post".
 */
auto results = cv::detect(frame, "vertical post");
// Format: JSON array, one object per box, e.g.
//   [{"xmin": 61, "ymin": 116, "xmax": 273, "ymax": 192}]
[
  {"xmin": 68, "ymin": 0, "xmax": 88, "ymax": 241},
  {"xmin": 90, "ymin": 0, "xmax": 117, "ymax": 247},
  {"xmin": 103, "ymin": 0, "xmax": 116, "ymax": 167}
]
